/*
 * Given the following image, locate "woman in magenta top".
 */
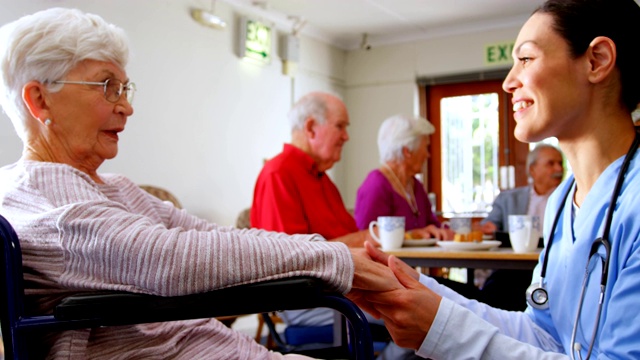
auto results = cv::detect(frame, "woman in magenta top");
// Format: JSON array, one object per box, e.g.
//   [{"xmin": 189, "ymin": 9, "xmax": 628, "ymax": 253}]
[{"xmin": 355, "ymin": 114, "xmax": 453, "ymax": 240}]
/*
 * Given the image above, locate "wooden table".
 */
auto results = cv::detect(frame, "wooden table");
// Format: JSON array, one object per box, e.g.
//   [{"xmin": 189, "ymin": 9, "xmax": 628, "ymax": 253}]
[
  {"xmin": 387, "ymin": 246, "xmax": 541, "ymax": 284},
  {"xmin": 387, "ymin": 247, "xmax": 540, "ymax": 270}
]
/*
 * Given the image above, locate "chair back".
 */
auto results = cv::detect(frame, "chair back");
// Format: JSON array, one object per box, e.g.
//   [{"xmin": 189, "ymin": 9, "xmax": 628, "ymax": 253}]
[
  {"xmin": 139, "ymin": 185, "xmax": 182, "ymax": 209},
  {"xmin": 235, "ymin": 208, "xmax": 251, "ymax": 229},
  {"xmin": 0, "ymin": 213, "xmax": 26, "ymax": 359}
]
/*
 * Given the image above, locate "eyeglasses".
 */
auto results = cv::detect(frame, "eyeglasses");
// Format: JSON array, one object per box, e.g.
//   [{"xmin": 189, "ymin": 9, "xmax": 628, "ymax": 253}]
[{"xmin": 53, "ymin": 78, "xmax": 136, "ymax": 104}]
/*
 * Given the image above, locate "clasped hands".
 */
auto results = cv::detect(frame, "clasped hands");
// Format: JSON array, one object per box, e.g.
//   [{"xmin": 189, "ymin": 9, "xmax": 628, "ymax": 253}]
[{"xmin": 348, "ymin": 242, "xmax": 442, "ymax": 350}]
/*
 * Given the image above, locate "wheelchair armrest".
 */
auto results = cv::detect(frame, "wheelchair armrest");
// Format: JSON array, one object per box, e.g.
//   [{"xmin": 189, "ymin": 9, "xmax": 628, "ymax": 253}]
[
  {"xmin": 53, "ymin": 276, "xmax": 373, "ymax": 359},
  {"xmin": 54, "ymin": 276, "xmax": 332, "ymax": 327}
]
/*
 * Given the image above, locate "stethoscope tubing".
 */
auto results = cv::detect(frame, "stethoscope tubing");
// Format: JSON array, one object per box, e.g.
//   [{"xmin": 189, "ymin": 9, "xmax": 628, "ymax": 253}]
[{"xmin": 530, "ymin": 130, "xmax": 640, "ymax": 360}]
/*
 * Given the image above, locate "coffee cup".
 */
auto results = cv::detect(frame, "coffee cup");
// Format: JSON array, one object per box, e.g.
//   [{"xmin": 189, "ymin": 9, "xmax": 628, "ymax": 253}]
[
  {"xmin": 369, "ymin": 216, "xmax": 405, "ymax": 250},
  {"xmin": 508, "ymin": 215, "xmax": 541, "ymax": 253}
]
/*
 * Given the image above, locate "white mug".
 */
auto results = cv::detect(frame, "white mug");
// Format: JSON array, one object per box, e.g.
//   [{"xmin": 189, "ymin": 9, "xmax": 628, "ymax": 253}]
[
  {"xmin": 369, "ymin": 216, "xmax": 405, "ymax": 250},
  {"xmin": 508, "ymin": 215, "xmax": 541, "ymax": 253}
]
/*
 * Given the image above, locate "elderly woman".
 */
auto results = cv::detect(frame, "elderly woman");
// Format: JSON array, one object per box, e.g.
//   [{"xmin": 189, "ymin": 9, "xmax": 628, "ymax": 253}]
[
  {"xmin": 354, "ymin": 114, "xmax": 453, "ymax": 240},
  {"xmin": 0, "ymin": 8, "xmax": 399, "ymax": 359}
]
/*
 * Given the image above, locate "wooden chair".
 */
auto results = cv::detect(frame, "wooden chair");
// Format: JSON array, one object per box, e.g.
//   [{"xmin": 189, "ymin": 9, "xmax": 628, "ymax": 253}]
[{"xmin": 139, "ymin": 185, "xmax": 182, "ymax": 209}]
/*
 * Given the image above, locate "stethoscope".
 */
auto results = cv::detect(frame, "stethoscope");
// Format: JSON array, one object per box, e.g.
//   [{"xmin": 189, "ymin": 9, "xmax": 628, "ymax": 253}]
[{"xmin": 525, "ymin": 130, "xmax": 640, "ymax": 360}]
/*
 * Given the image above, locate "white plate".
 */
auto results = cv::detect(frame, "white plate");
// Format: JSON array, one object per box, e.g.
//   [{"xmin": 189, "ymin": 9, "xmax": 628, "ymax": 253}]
[
  {"xmin": 436, "ymin": 240, "xmax": 501, "ymax": 251},
  {"xmin": 403, "ymin": 239, "xmax": 438, "ymax": 247}
]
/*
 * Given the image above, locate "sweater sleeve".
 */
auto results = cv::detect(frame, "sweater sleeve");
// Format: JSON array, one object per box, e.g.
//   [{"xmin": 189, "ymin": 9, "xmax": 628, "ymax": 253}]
[
  {"xmin": 20, "ymin": 168, "xmax": 356, "ymax": 297},
  {"xmin": 56, "ymin": 199, "xmax": 354, "ymax": 296},
  {"xmin": 482, "ymin": 191, "xmax": 508, "ymax": 230}
]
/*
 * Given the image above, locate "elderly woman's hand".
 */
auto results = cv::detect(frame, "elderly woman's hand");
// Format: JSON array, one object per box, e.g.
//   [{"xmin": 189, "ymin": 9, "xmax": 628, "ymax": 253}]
[
  {"xmin": 364, "ymin": 254, "xmax": 442, "ymax": 350},
  {"xmin": 364, "ymin": 241, "xmax": 419, "ymax": 280},
  {"xmin": 346, "ymin": 246, "xmax": 403, "ymax": 317}
]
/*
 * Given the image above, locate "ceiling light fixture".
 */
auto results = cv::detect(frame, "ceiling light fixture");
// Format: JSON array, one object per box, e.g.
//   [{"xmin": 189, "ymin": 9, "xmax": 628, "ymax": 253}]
[{"xmin": 191, "ymin": 0, "xmax": 226, "ymax": 30}]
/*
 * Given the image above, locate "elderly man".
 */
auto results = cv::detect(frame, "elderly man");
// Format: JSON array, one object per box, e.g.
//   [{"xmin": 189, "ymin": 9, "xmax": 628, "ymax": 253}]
[
  {"xmin": 481, "ymin": 143, "xmax": 565, "ymax": 234},
  {"xmin": 250, "ymin": 91, "xmax": 388, "ymax": 348},
  {"xmin": 476, "ymin": 143, "xmax": 564, "ymax": 311},
  {"xmin": 251, "ymin": 91, "xmax": 372, "ymax": 247}
]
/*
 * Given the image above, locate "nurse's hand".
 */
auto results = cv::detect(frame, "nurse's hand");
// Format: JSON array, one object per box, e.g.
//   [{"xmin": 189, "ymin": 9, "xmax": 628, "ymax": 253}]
[{"xmin": 364, "ymin": 254, "xmax": 442, "ymax": 350}]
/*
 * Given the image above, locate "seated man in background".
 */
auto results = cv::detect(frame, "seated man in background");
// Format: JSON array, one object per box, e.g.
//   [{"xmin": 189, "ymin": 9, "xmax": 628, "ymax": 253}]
[
  {"xmin": 250, "ymin": 91, "xmax": 387, "ymax": 346},
  {"xmin": 251, "ymin": 91, "xmax": 373, "ymax": 247},
  {"xmin": 480, "ymin": 143, "xmax": 564, "ymax": 235},
  {"xmin": 478, "ymin": 143, "xmax": 564, "ymax": 310}
]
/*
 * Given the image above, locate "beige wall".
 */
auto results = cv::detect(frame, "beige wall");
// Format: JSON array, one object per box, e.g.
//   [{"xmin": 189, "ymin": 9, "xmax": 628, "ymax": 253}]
[{"xmin": 0, "ymin": 0, "xmax": 524, "ymax": 226}]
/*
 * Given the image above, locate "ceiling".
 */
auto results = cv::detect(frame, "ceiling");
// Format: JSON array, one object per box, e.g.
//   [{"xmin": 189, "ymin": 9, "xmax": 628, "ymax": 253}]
[{"xmin": 221, "ymin": 0, "xmax": 541, "ymax": 50}]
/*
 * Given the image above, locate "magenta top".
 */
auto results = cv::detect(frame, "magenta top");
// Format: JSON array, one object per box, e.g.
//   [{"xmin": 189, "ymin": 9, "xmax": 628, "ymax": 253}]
[{"xmin": 354, "ymin": 169, "xmax": 441, "ymax": 231}]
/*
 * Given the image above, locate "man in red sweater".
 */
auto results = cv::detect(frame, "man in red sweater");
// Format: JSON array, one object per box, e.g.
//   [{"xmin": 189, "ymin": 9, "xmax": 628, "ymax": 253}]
[{"xmin": 251, "ymin": 92, "xmax": 375, "ymax": 247}]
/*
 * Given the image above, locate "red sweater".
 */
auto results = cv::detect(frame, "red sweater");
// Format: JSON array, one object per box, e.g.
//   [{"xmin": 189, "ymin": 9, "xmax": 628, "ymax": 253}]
[{"xmin": 251, "ymin": 144, "xmax": 357, "ymax": 239}]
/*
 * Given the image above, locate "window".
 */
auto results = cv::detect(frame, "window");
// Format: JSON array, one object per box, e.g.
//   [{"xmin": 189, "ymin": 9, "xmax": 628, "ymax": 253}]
[
  {"xmin": 440, "ymin": 93, "xmax": 500, "ymax": 213},
  {"xmin": 421, "ymin": 78, "xmax": 529, "ymax": 216}
]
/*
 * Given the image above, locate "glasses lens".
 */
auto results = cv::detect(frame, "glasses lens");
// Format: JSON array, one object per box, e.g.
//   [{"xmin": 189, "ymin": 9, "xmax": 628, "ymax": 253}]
[
  {"xmin": 104, "ymin": 79, "xmax": 122, "ymax": 103},
  {"xmin": 125, "ymin": 83, "xmax": 136, "ymax": 104},
  {"xmin": 104, "ymin": 79, "xmax": 135, "ymax": 104}
]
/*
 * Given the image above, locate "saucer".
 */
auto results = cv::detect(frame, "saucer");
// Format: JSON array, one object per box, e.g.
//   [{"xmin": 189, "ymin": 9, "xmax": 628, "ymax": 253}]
[
  {"xmin": 403, "ymin": 239, "xmax": 438, "ymax": 247},
  {"xmin": 436, "ymin": 240, "xmax": 501, "ymax": 251}
]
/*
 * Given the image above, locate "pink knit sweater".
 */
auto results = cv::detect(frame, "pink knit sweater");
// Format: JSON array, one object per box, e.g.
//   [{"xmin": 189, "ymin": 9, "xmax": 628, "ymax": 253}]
[{"xmin": 0, "ymin": 160, "xmax": 354, "ymax": 359}]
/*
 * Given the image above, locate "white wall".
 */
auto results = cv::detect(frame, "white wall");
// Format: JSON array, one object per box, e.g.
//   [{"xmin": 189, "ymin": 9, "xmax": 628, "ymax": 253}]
[
  {"xmin": 0, "ymin": 0, "xmax": 525, "ymax": 226},
  {"xmin": 0, "ymin": 0, "xmax": 346, "ymax": 226}
]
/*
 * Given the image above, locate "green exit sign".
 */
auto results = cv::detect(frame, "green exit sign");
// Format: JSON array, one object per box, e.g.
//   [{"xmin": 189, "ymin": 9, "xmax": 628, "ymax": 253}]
[
  {"xmin": 238, "ymin": 17, "xmax": 271, "ymax": 64},
  {"xmin": 485, "ymin": 41, "xmax": 514, "ymax": 66}
]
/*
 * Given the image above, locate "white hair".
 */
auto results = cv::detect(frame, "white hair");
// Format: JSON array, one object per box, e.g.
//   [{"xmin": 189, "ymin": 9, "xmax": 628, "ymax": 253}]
[
  {"xmin": 377, "ymin": 114, "xmax": 435, "ymax": 163},
  {"xmin": 0, "ymin": 8, "xmax": 129, "ymax": 140},
  {"xmin": 288, "ymin": 92, "xmax": 343, "ymax": 131}
]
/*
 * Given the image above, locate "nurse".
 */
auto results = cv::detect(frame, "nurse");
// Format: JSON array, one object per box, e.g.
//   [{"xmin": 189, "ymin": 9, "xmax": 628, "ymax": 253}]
[{"xmin": 348, "ymin": 0, "xmax": 640, "ymax": 358}]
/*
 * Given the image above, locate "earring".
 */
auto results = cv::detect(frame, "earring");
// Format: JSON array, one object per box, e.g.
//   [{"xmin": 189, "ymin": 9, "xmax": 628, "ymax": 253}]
[{"xmin": 44, "ymin": 118, "xmax": 52, "ymax": 126}]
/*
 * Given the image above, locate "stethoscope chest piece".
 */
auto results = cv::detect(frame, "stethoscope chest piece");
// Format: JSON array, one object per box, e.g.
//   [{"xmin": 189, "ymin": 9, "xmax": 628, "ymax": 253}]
[{"xmin": 526, "ymin": 281, "xmax": 549, "ymax": 310}]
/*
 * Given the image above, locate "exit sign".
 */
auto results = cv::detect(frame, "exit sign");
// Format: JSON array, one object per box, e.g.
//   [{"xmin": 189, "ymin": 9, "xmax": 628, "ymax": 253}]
[
  {"xmin": 238, "ymin": 17, "xmax": 272, "ymax": 64},
  {"xmin": 485, "ymin": 41, "xmax": 514, "ymax": 66}
]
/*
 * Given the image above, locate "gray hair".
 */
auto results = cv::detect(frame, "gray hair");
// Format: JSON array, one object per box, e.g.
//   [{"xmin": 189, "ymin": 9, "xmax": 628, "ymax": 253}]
[
  {"xmin": 526, "ymin": 143, "xmax": 562, "ymax": 176},
  {"xmin": 288, "ymin": 92, "xmax": 342, "ymax": 131},
  {"xmin": 0, "ymin": 8, "xmax": 129, "ymax": 140},
  {"xmin": 378, "ymin": 114, "xmax": 435, "ymax": 163}
]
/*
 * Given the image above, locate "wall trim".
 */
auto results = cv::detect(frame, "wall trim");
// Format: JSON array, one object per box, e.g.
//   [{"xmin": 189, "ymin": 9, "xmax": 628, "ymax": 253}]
[{"xmin": 417, "ymin": 68, "xmax": 511, "ymax": 86}]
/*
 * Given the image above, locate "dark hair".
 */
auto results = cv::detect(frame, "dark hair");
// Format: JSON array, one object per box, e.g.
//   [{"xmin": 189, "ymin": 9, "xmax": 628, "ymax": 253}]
[{"xmin": 535, "ymin": 0, "xmax": 640, "ymax": 111}]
